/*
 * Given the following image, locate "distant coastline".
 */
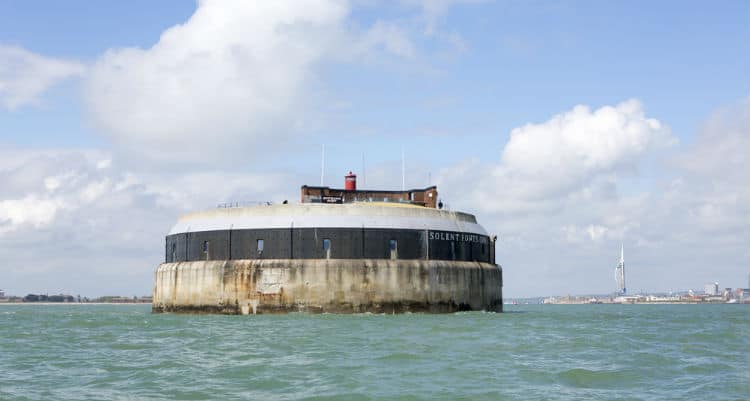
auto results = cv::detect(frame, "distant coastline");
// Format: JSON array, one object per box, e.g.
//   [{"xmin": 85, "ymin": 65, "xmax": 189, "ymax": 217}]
[
  {"xmin": 0, "ymin": 293, "xmax": 152, "ymax": 305},
  {"xmin": 506, "ymin": 290, "xmax": 750, "ymax": 305}
]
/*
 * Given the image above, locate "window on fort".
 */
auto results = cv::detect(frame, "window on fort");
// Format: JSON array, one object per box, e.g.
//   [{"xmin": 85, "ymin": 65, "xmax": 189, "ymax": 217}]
[
  {"xmin": 171, "ymin": 243, "xmax": 177, "ymax": 262},
  {"xmin": 389, "ymin": 239, "xmax": 398, "ymax": 260},
  {"xmin": 257, "ymin": 239, "xmax": 264, "ymax": 255},
  {"xmin": 323, "ymin": 239, "xmax": 331, "ymax": 259},
  {"xmin": 203, "ymin": 241, "xmax": 210, "ymax": 259},
  {"xmin": 450, "ymin": 241, "xmax": 456, "ymax": 260}
]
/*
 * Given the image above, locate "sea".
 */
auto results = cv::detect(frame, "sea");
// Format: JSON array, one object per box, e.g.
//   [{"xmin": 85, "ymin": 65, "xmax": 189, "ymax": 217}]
[{"xmin": 1, "ymin": 304, "xmax": 747, "ymax": 401}]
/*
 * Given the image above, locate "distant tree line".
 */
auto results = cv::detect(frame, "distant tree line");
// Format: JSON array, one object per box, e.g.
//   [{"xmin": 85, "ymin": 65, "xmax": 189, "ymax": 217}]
[{"xmin": 22, "ymin": 294, "xmax": 76, "ymax": 302}]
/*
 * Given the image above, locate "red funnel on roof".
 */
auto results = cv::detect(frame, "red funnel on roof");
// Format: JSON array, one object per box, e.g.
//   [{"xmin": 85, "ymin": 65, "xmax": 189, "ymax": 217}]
[{"xmin": 345, "ymin": 171, "xmax": 357, "ymax": 191}]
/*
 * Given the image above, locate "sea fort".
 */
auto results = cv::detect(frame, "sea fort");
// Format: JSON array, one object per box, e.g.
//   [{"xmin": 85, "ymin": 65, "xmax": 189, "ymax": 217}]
[{"xmin": 152, "ymin": 172, "xmax": 502, "ymax": 314}]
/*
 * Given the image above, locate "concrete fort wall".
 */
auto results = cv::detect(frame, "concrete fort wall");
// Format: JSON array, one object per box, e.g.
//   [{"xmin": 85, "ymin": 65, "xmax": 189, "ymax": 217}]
[{"xmin": 152, "ymin": 259, "xmax": 503, "ymax": 314}]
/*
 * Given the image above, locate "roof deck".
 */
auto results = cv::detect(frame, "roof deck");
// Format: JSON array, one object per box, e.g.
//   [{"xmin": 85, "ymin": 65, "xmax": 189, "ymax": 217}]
[
  {"xmin": 300, "ymin": 185, "xmax": 438, "ymax": 208},
  {"xmin": 170, "ymin": 202, "xmax": 484, "ymax": 236}
]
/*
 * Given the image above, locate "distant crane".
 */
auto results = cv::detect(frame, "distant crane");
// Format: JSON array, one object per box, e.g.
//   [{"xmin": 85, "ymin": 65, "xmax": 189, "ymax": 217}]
[{"xmin": 615, "ymin": 244, "xmax": 626, "ymax": 295}]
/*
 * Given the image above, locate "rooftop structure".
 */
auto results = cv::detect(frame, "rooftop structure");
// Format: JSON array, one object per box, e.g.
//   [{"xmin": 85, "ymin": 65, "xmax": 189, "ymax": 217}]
[{"xmin": 301, "ymin": 171, "xmax": 439, "ymax": 208}]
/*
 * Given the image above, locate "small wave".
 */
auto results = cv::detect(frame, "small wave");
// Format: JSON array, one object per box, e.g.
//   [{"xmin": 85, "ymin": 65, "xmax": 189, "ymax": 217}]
[
  {"xmin": 557, "ymin": 368, "xmax": 640, "ymax": 389},
  {"xmin": 374, "ymin": 352, "xmax": 420, "ymax": 362},
  {"xmin": 683, "ymin": 362, "xmax": 735, "ymax": 375}
]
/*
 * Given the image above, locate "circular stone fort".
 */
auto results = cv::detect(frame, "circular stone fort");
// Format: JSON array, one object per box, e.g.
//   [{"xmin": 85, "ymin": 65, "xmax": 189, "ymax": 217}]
[{"xmin": 152, "ymin": 173, "xmax": 502, "ymax": 314}]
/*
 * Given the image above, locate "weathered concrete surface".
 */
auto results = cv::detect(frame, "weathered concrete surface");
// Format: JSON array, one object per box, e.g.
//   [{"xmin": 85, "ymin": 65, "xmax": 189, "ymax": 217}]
[{"xmin": 152, "ymin": 259, "xmax": 502, "ymax": 314}]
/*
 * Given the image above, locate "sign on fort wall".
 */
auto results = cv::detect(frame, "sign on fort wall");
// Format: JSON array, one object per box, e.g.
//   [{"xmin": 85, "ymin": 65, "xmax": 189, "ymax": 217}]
[{"xmin": 429, "ymin": 230, "xmax": 488, "ymax": 244}]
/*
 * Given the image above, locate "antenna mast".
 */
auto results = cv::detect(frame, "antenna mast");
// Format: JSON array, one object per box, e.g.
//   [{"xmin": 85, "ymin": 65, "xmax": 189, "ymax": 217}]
[
  {"xmin": 320, "ymin": 144, "xmax": 325, "ymax": 186},
  {"xmin": 401, "ymin": 147, "xmax": 405, "ymax": 191}
]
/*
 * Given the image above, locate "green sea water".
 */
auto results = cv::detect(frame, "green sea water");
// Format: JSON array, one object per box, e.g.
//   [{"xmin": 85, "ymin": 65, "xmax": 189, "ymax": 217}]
[{"xmin": 1, "ymin": 304, "xmax": 748, "ymax": 400}]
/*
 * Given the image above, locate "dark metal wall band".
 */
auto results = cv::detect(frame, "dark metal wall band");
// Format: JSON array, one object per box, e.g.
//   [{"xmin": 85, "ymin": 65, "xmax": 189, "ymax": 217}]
[{"xmin": 165, "ymin": 228, "xmax": 493, "ymax": 264}]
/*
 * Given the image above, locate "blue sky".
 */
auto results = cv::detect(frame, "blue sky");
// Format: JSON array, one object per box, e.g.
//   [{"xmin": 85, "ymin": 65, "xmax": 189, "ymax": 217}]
[{"xmin": 1, "ymin": 1, "xmax": 748, "ymax": 297}]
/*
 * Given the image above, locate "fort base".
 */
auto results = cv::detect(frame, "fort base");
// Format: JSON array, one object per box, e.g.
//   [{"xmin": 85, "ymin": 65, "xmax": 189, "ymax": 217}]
[{"xmin": 152, "ymin": 259, "xmax": 502, "ymax": 314}]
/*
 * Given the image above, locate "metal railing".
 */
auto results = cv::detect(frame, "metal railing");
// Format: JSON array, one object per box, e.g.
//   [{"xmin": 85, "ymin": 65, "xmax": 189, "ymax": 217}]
[{"xmin": 217, "ymin": 201, "xmax": 277, "ymax": 208}]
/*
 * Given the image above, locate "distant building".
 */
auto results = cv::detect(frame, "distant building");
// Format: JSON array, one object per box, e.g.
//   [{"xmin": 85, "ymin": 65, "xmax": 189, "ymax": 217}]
[
  {"xmin": 614, "ymin": 295, "xmax": 644, "ymax": 304},
  {"xmin": 0, "ymin": 289, "xmax": 5, "ymax": 298},
  {"xmin": 704, "ymin": 282, "xmax": 719, "ymax": 296},
  {"xmin": 738, "ymin": 288, "xmax": 750, "ymax": 302}
]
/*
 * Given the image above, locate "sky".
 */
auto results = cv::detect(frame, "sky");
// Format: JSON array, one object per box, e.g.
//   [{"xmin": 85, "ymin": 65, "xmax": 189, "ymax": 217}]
[{"xmin": 1, "ymin": 0, "xmax": 748, "ymax": 298}]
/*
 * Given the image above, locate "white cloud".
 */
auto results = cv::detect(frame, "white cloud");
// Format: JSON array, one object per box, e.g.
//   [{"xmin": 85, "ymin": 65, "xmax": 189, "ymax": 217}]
[
  {"xmin": 0, "ymin": 45, "xmax": 84, "ymax": 110},
  {"xmin": 441, "ymin": 99, "xmax": 674, "ymax": 215},
  {"xmin": 500, "ymin": 99, "xmax": 673, "ymax": 188},
  {"xmin": 84, "ymin": 0, "xmax": 349, "ymax": 164},
  {"xmin": 0, "ymin": 149, "xmax": 125, "ymax": 234},
  {"xmin": 0, "ymin": 195, "xmax": 62, "ymax": 231}
]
